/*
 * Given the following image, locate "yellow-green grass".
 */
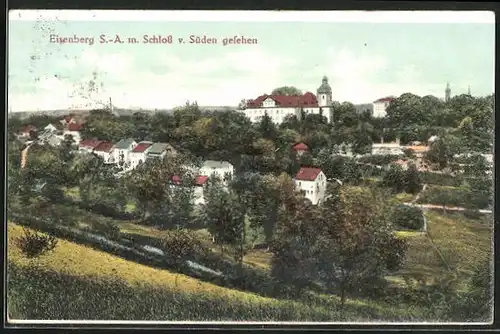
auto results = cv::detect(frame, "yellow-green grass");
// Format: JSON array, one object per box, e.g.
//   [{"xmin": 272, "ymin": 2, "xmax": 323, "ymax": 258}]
[
  {"xmin": 393, "ymin": 193, "xmax": 416, "ymax": 203},
  {"xmin": 394, "ymin": 210, "xmax": 491, "ymax": 288},
  {"xmin": 8, "ymin": 222, "xmax": 418, "ymax": 321},
  {"xmin": 8, "ymin": 222, "xmax": 282, "ymax": 303}
]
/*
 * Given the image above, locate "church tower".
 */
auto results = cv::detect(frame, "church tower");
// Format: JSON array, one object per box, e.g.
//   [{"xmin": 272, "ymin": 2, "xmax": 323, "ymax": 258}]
[
  {"xmin": 317, "ymin": 76, "xmax": 332, "ymax": 107},
  {"xmin": 445, "ymin": 82, "xmax": 451, "ymax": 102}
]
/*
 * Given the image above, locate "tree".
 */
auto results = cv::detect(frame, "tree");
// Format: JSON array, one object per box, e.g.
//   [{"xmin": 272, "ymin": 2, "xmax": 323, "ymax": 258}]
[
  {"xmin": 403, "ymin": 163, "xmax": 423, "ymax": 194},
  {"xmin": 381, "ymin": 164, "xmax": 406, "ymax": 193},
  {"xmin": 271, "ymin": 186, "xmax": 408, "ymax": 306},
  {"xmin": 314, "ymin": 187, "xmax": 407, "ymax": 308},
  {"xmin": 271, "ymin": 86, "xmax": 302, "ymax": 96},
  {"xmin": 257, "ymin": 113, "xmax": 278, "ymax": 141},
  {"xmin": 202, "ymin": 177, "xmax": 246, "ymax": 260},
  {"xmin": 124, "ymin": 154, "xmax": 194, "ymax": 221},
  {"xmin": 425, "ymin": 134, "xmax": 462, "ymax": 169}
]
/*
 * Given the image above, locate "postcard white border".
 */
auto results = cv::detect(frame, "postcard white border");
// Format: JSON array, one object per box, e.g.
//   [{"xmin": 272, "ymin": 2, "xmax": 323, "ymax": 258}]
[
  {"xmin": 8, "ymin": 10, "xmax": 496, "ymax": 23},
  {"xmin": 5, "ymin": 8, "xmax": 495, "ymax": 327}
]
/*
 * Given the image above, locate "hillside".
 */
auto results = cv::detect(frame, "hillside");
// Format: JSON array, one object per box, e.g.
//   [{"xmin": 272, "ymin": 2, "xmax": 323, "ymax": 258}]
[{"xmin": 7, "ymin": 222, "xmax": 418, "ymax": 321}]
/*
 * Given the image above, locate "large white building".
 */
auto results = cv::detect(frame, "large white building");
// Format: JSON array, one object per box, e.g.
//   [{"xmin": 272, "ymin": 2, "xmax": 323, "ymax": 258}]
[
  {"xmin": 199, "ymin": 160, "xmax": 234, "ymax": 183},
  {"xmin": 243, "ymin": 76, "xmax": 333, "ymax": 124},
  {"xmin": 372, "ymin": 97, "xmax": 395, "ymax": 118},
  {"xmin": 293, "ymin": 167, "xmax": 327, "ymax": 205}
]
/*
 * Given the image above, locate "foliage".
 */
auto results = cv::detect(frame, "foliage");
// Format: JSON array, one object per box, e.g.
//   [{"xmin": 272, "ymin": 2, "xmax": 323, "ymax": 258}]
[
  {"xmin": 417, "ymin": 185, "xmax": 490, "ymax": 210},
  {"xmin": 424, "ymin": 134, "xmax": 462, "ymax": 169},
  {"xmin": 392, "ymin": 205, "xmax": 424, "ymax": 230},
  {"xmin": 91, "ymin": 220, "xmax": 121, "ymax": 241},
  {"xmin": 271, "ymin": 86, "xmax": 302, "ymax": 96},
  {"xmin": 358, "ymin": 154, "xmax": 401, "ymax": 165},
  {"xmin": 419, "ymin": 171, "xmax": 462, "ymax": 187},
  {"xmin": 271, "ymin": 186, "xmax": 407, "ymax": 306},
  {"xmin": 381, "ymin": 164, "xmax": 406, "ymax": 193},
  {"xmin": 403, "ymin": 163, "xmax": 423, "ymax": 194},
  {"xmin": 161, "ymin": 228, "xmax": 208, "ymax": 266},
  {"xmin": 16, "ymin": 228, "xmax": 58, "ymax": 258}
]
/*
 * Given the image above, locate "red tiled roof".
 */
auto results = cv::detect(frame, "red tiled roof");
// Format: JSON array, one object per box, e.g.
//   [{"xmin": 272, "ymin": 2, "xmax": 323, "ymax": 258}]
[
  {"xmin": 79, "ymin": 139, "xmax": 102, "ymax": 148},
  {"xmin": 373, "ymin": 96, "xmax": 394, "ymax": 103},
  {"xmin": 294, "ymin": 167, "xmax": 322, "ymax": 181},
  {"xmin": 195, "ymin": 175, "xmax": 209, "ymax": 186},
  {"xmin": 94, "ymin": 141, "xmax": 114, "ymax": 153},
  {"xmin": 132, "ymin": 142, "xmax": 153, "ymax": 153},
  {"xmin": 292, "ymin": 143, "xmax": 309, "ymax": 151},
  {"xmin": 171, "ymin": 175, "xmax": 209, "ymax": 186},
  {"xmin": 67, "ymin": 123, "xmax": 83, "ymax": 131},
  {"xmin": 20, "ymin": 125, "xmax": 37, "ymax": 133},
  {"xmin": 246, "ymin": 92, "xmax": 319, "ymax": 108}
]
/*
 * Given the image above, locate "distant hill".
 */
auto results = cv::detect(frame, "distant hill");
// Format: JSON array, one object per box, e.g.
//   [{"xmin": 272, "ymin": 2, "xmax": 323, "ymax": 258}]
[{"xmin": 8, "ymin": 106, "xmax": 237, "ymax": 119}]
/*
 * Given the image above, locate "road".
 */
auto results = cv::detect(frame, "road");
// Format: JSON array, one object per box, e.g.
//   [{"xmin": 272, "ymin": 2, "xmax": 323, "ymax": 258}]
[{"xmin": 403, "ymin": 202, "xmax": 492, "ymax": 214}]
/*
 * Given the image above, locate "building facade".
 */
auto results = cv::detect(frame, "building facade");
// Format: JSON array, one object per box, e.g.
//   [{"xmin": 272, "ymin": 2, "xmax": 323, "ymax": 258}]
[
  {"xmin": 293, "ymin": 167, "xmax": 327, "ymax": 205},
  {"xmin": 372, "ymin": 97, "xmax": 395, "ymax": 118},
  {"xmin": 243, "ymin": 76, "xmax": 333, "ymax": 124},
  {"xmin": 199, "ymin": 160, "xmax": 234, "ymax": 183}
]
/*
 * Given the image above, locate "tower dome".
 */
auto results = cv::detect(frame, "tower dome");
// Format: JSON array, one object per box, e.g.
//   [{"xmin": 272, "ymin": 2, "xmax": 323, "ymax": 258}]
[{"xmin": 317, "ymin": 76, "xmax": 332, "ymax": 95}]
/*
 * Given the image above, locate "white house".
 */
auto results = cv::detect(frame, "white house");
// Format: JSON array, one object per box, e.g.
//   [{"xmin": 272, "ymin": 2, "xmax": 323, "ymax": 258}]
[
  {"xmin": 243, "ymin": 76, "xmax": 333, "ymax": 124},
  {"xmin": 44, "ymin": 123, "xmax": 58, "ymax": 133},
  {"xmin": 146, "ymin": 142, "xmax": 178, "ymax": 160},
  {"xmin": 293, "ymin": 167, "xmax": 327, "ymax": 205},
  {"xmin": 128, "ymin": 141, "xmax": 153, "ymax": 169},
  {"xmin": 371, "ymin": 141, "xmax": 404, "ymax": 156},
  {"xmin": 63, "ymin": 123, "xmax": 83, "ymax": 145},
  {"xmin": 193, "ymin": 175, "xmax": 209, "ymax": 205},
  {"xmin": 93, "ymin": 141, "xmax": 115, "ymax": 164},
  {"xmin": 78, "ymin": 139, "xmax": 103, "ymax": 154},
  {"xmin": 199, "ymin": 160, "xmax": 234, "ymax": 183},
  {"xmin": 372, "ymin": 97, "xmax": 395, "ymax": 118},
  {"xmin": 111, "ymin": 138, "xmax": 137, "ymax": 168}
]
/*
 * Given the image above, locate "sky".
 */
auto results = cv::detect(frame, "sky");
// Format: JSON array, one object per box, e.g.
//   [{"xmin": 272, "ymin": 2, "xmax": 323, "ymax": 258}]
[{"xmin": 7, "ymin": 10, "xmax": 495, "ymax": 112}]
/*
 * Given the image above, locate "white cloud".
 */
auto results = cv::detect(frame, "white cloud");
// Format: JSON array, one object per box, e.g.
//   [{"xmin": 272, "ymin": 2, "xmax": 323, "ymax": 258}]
[{"xmin": 8, "ymin": 47, "xmax": 298, "ymax": 111}]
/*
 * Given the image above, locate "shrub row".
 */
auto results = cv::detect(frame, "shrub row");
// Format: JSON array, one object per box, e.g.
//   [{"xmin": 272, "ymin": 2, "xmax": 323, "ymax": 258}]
[
  {"xmin": 417, "ymin": 185, "xmax": 491, "ymax": 210},
  {"xmin": 358, "ymin": 154, "xmax": 401, "ymax": 166},
  {"xmin": 419, "ymin": 172, "xmax": 462, "ymax": 187}
]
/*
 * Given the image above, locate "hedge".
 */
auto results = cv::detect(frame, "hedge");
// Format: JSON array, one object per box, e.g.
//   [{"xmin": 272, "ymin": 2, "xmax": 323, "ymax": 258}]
[
  {"xmin": 417, "ymin": 185, "xmax": 491, "ymax": 210},
  {"xmin": 392, "ymin": 205, "xmax": 424, "ymax": 231},
  {"xmin": 419, "ymin": 172, "xmax": 462, "ymax": 187}
]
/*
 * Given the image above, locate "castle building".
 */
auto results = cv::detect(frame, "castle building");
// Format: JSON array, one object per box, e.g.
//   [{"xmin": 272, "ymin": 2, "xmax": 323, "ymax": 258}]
[{"xmin": 242, "ymin": 76, "xmax": 333, "ymax": 124}]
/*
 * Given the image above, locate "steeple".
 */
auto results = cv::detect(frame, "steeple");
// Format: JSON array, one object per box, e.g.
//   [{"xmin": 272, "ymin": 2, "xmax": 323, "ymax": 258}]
[
  {"xmin": 317, "ymin": 75, "xmax": 332, "ymax": 107},
  {"xmin": 468, "ymin": 85, "xmax": 471, "ymax": 96},
  {"xmin": 445, "ymin": 82, "xmax": 451, "ymax": 102}
]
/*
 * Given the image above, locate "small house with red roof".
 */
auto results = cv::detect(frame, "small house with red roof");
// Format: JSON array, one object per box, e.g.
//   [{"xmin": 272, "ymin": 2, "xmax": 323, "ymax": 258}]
[
  {"xmin": 93, "ymin": 141, "xmax": 115, "ymax": 163},
  {"xmin": 243, "ymin": 76, "xmax": 333, "ymax": 124},
  {"xmin": 129, "ymin": 141, "xmax": 153, "ymax": 169},
  {"xmin": 168, "ymin": 174, "xmax": 211, "ymax": 206},
  {"xmin": 372, "ymin": 96, "xmax": 395, "ymax": 118},
  {"xmin": 78, "ymin": 139, "xmax": 103, "ymax": 153},
  {"xmin": 292, "ymin": 142, "xmax": 309, "ymax": 157},
  {"xmin": 293, "ymin": 167, "xmax": 327, "ymax": 205},
  {"xmin": 16, "ymin": 125, "xmax": 37, "ymax": 139},
  {"xmin": 63, "ymin": 122, "xmax": 83, "ymax": 145}
]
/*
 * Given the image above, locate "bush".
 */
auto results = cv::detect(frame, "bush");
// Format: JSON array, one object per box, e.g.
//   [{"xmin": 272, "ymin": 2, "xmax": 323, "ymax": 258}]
[
  {"xmin": 463, "ymin": 209, "xmax": 484, "ymax": 220},
  {"xmin": 417, "ymin": 185, "xmax": 490, "ymax": 210},
  {"xmin": 419, "ymin": 172, "xmax": 462, "ymax": 187},
  {"xmin": 15, "ymin": 228, "xmax": 58, "ymax": 258},
  {"xmin": 91, "ymin": 220, "xmax": 121, "ymax": 241},
  {"xmin": 392, "ymin": 205, "xmax": 424, "ymax": 230},
  {"xmin": 161, "ymin": 229, "xmax": 208, "ymax": 265},
  {"xmin": 358, "ymin": 154, "xmax": 401, "ymax": 165}
]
